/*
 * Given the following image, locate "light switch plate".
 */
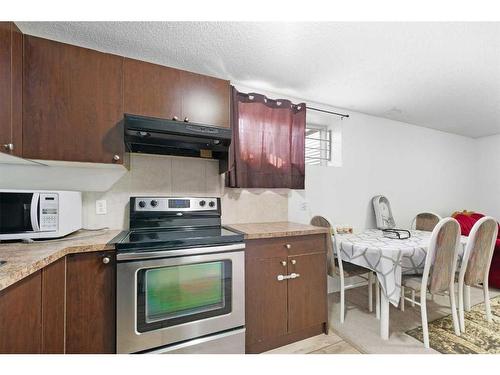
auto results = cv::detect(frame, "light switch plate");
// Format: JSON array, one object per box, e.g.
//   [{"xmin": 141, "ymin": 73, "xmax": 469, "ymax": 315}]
[{"xmin": 96, "ymin": 199, "xmax": 107, "ymax": 215}]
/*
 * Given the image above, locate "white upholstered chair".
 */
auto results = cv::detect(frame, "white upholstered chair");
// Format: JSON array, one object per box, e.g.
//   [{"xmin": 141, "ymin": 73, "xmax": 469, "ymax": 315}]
[
  {"xmin": 400, "ymin": 217, "xmax": 462, "ymax": 348},
  {"xmin": 457, "ymin": 216, "xmax": 498, "ymax": 332},
  {"xmin": 310, "ymin": 216, "xmax": 374, "ymax": 324}
]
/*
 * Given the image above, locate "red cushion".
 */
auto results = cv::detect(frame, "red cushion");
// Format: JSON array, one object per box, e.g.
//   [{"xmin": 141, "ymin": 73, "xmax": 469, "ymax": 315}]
[
  {"xmin": 454, "ymin": 213, "xmax": 479, "ymax": 236},
  {"xmin": 489, "ymin": 250, "xmax": 500, "ymax": 289},
  {"xmin": 470, "ymin": 213, "xmax": 485, "ymax": 221}
]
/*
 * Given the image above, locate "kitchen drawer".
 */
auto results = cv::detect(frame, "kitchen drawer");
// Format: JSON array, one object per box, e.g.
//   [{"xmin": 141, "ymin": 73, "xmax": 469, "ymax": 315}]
[{"xmin": 245, "ymin": 234, "xmax": 326, "ymax": 260}]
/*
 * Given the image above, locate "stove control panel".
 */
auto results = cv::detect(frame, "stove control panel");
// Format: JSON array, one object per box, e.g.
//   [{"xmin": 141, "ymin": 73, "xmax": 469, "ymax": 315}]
[{"xmin": 134, "ymin": 197, "xmax": 218, "ymax": 212}]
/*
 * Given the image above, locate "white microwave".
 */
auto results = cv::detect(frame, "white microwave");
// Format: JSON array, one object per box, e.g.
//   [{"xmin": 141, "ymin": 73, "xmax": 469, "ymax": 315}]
[{"xmin": 0, "ymin": 190, "xmax": 82, "ymax": 241}]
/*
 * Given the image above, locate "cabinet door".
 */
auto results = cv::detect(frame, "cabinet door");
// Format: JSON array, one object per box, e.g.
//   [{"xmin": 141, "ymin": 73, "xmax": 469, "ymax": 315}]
[
  {"xmin": 181, "ymin": 71, "xmax": 230, "ymax": 127},
  {"xmin": 41, "ymin": 257, "xmax": 66, "ymax": 353},
  {"xmin": 245, "ymin": 256, "xmax": 288, "ymax": 350},
  {"xmin": 23, "ymin": 36, "xmax": 124, "ymax": 164},
  {"xmin": 124, "ymin": 58, "xmax": 183, "ymax": 120},
  {"xmin": 66, "ymin": 251, "xmax": 115, "ymax": 354},
  {"xmin": 0, "ymin": 22, "xmax": 22, "ymax": 156},
  {"xmin": 0, "ymin": 271, "xmax": 42, "ymax": 353},
  {"xmin": 287, "ymin": 252, "xmax": 327, "ymax": 333}
]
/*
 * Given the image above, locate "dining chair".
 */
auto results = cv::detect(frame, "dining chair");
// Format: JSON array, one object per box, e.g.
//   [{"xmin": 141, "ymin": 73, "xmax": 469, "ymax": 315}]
[
  {"xmin": 457, "ymin": 216, "xmax": 498, "ymax": 332},
  {"xmin": 310, "ymin": 216, "xmax": 374, "ymax": 323},
  {"xmin": 411, "ymin": 212, "xmax": 442, "ymax": 231},
  {"xmin": 400, "ymin": 217, "xmax": 461, "ymax": 348}
]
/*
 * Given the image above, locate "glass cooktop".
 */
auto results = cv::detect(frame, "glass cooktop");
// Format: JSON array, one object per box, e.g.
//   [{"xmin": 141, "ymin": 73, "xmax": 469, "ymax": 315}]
[{"xmin": 114, "ymin": 226, "xmax": 244, "ymax": 251}]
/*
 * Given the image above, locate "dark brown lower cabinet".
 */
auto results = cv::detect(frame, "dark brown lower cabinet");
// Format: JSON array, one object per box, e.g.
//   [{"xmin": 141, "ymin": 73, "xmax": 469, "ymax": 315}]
[
  {"xmin": 42, "ymin": 257, "xmax": 66, "ymax": 353},
  {"xmin": 66, "ymin": 251, "xmax": 116, "ymax": 354},
  {"xmin": 0, "ymin": 250, "xmax": 115, "ymax": 354},
  {"xmin": 245, "ymin": 234, "xmax": 328, "ymax": 353},
  {"xmin": 0, "ymin": 271, "xmax": 42, "ymax": 354}
]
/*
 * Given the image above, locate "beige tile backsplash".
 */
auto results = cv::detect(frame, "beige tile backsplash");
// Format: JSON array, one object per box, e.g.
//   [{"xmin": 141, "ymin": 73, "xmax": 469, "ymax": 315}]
[{"xmin": 82, "ymin": 154, "xmax": 289, "ymax": 230}]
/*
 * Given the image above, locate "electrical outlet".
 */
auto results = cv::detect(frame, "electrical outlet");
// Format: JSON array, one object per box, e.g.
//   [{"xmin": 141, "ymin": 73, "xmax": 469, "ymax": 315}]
[
  {"xmin": 96, "ymin": 200, "xmax": 107, "ymax": 215},
  {"xmin": 300, "ymin": 202, "xmax": 308, "ymax": 211}
]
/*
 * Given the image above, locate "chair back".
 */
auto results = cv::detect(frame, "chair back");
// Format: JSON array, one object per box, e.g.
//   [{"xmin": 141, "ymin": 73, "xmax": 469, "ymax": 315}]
[
  {"xmin": 460, "ymin": 216, "xmax": 498, "ymax": 287},
  {"xmin": 310, "ymin": 216, "xmax": 337, "ymax": 277},
  {"xmin": 422, "ymin": 217, "xmax": 461, "ymax": 294},
  {"xmin": 414, "ymin": 212, "xmax": 441, "ymax": 231}
]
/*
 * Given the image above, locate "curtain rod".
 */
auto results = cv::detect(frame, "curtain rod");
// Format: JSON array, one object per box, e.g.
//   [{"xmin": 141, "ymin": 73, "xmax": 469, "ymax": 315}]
[{"xmin": 306, "ymin": 106, "xmax": 349, "ymax": 118}]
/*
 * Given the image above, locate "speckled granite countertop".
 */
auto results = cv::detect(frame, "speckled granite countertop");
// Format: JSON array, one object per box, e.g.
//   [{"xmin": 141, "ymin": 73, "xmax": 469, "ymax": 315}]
[
  {"xmin": 225, "ymin": 221, "xmax": 329, "ymax": 240},
  {"xmin": 0, "ymin": 229, "xmax": 120, "ymax": 292}
]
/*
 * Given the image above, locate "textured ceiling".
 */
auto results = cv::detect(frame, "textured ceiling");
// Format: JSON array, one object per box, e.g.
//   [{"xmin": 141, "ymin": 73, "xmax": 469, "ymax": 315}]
[{"xmin": 16, "ymin": 22, "xmax": 500, "ymax": 138}]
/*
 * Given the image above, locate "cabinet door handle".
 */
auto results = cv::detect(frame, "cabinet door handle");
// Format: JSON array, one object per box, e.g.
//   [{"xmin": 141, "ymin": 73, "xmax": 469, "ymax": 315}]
[
  {"xmin": 184, "ymin": 117, "xmax": 189, "ymax": 122},
  {"xmin": 102, "ymin": 256, "xmax": 111, "ymax": 264},
  {"xmin": 285, "ymin": 244, "xmax": 291, "ymax": 249},
  {"xmin": 281, "ymin": 260, "xmax": 287, "ymax": 267},
  {"xmin": 291, "ymin": 259, "xmax": 296, "ymax": 265},
  {"xmin": 172, "ymin": 116, "xmax": 179, "ymax": 121},
  {"xmin": 113, "ymin": 154, "xmax": 120, "ymax": 162},
  {"xmin": 277, "ymin": 273, "xmax": 300, "ymax": 281},
  {"xmin": 3, "ymin": 143, "xmax": 14, "ymax": 151}
]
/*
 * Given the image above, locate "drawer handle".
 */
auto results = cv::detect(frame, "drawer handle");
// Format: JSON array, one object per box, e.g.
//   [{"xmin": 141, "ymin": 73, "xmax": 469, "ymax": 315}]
[
  {"xmin": 291, "ymin": 259, "xmax": 296, "ymax": 265},
  {"xmin": 285, "ymin": 244, "xmax": 291, "ymax": 249}
]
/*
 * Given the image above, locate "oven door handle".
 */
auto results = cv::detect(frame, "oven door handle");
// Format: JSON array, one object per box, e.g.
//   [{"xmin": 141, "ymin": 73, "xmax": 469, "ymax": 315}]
[
  {"xmin": 30, "ymin": 193, "xmax": 40, "ymax": 232},
  {"xmin": 116, "ymin": 243, "xmax": 246, "ymax": 261}
]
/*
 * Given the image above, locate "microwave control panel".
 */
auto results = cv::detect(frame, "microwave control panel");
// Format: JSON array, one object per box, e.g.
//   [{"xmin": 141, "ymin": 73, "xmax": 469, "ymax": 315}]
[{"xmin": 39, "ymin": 193, "xmax": 59, "ymax": 232}]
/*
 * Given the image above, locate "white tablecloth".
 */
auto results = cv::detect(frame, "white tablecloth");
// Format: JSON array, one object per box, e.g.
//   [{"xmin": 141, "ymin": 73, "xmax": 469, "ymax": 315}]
[{"xmin": 334, "ymin": 229, "xmax": 467, "ymax": 306}]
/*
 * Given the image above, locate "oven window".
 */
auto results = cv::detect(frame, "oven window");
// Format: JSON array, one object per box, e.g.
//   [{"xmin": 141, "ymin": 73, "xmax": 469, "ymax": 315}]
[{"xmin": 137, "ymin": 260, "xmax": 232, "ymax": 333}]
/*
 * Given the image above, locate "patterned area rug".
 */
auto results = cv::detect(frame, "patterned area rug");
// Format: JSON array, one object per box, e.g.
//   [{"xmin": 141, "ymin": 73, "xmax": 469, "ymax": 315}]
[{"xmin": 406, "ymin": 295, "xmax": 500, "ymax": 353}]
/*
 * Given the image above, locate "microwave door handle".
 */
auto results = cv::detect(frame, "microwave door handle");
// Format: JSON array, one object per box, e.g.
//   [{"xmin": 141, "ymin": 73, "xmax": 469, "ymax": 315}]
[{"xmin": 30, "ymin": 193, "xmax": 40, "ymax": 232}]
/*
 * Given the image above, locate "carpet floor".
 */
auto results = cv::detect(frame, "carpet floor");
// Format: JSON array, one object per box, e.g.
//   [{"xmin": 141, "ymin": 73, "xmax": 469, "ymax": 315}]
[
  {"xmin": 406, "ymin": 295, "xmax": 500, "ymax": 353},
  {"xmin": 329, "ymin": 284, "xmax": 500, "ymax": 354}
]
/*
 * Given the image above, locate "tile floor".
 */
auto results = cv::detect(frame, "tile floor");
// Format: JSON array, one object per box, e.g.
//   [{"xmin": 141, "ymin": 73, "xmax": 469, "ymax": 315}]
[
  {"xmin": 264, "ymin": 330, "xmax": 362, "ymax": 354},
  {"xmin": 264, "ymin": 284, "xmax": 500, "ymax": 354}
]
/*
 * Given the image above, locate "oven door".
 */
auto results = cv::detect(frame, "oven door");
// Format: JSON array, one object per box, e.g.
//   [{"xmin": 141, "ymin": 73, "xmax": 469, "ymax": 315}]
[
  {"xmin": 0, "ymin": 192, "xmax": 39, "ymax": 235},
  {"xmin": 116, "ymin": 244, "xmax": 245, "ymax": 354}
]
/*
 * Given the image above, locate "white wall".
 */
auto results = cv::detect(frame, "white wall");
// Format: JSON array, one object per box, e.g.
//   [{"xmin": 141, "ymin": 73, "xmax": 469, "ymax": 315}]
[
  {"xmin": 476, "ymin": 134, "xmax": 500, "ymax": 220},
  {"xmin": 289, "ymin": 109, "xmax": 479, "ymax": 231}
]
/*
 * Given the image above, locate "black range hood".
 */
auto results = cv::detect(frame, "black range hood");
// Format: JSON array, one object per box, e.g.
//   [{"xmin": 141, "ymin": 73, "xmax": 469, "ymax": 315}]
[{"xmin": 124, "ymin": 114, "xmax": 231, "ymax": 173}]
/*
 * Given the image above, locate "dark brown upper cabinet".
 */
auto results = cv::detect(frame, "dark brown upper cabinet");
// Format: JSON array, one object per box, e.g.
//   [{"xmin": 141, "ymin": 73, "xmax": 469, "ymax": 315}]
[
  {"xmin": 124, "ymin": 58, "xmax": 230, "ymax": 128},
  {"xmin": 181, "ymin": 70, "xmax": 230, "ymax": 127},
  {"xmin": 124, "ymin": 58, "xmax": 182, "ymax": 121},
  {"xmin": 23, "ymin": 36, "xmax": 124, "ymax": 164},
  {"xmin": 0, "ymin": 22, "xmax": 23, "ymax": 157}
]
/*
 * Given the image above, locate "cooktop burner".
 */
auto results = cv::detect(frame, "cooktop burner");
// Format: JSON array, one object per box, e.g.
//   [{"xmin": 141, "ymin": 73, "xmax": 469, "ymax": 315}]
[
  {"xmin": 111, "ymin": 196, "xmax": 244, "ymax": 253},
  {"xmin": 114, "ymin": 226, "xmax": 243, "ymax": 251}
]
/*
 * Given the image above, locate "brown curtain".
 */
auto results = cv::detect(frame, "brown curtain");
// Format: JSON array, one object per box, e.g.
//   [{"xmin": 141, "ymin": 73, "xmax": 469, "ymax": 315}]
[{"xmin": 226, "ymin": 87, "xmax": 305, "ymax": 189}]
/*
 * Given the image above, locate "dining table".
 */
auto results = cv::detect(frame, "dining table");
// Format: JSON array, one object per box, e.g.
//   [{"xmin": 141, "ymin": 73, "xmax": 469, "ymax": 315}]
[{"xmin": 333, "ymin": 229, "xmax": 467, "ymax": 340}]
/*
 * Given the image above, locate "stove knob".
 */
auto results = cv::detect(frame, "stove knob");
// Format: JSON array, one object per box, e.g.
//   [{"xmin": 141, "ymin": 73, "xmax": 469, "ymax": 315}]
[
  {"xmin": 208, "ymin": 201, "xmax": 215, "ymax": 208},
  {"xmin": 150, "ymin": 199, "xmax": 159, "ymax": 207},
  {"xmin": 199, "ymin": 200, "xmax": 206, "ymax": 207},
  {"xmin": 138, "ymin": 200, "xmax": 146, "ymax": 208}
]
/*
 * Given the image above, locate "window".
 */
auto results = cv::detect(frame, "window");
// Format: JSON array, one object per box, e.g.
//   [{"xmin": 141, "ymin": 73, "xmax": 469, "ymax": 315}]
[{"xmin": 305, "ymin": 125, "xmax": 332, "ymax": 166}]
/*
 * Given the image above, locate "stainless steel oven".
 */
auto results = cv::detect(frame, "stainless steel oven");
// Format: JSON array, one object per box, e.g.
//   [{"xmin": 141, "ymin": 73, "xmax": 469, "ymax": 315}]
[{"xmin": 116, "ymin": 243, "xmax": 245, "ymax": 354}]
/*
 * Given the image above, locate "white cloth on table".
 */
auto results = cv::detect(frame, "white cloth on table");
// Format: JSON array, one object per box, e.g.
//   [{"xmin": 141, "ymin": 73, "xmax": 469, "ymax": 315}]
[{"xmin": 334, "ymin": 229, "xmax": 466, "ymax": 306}]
